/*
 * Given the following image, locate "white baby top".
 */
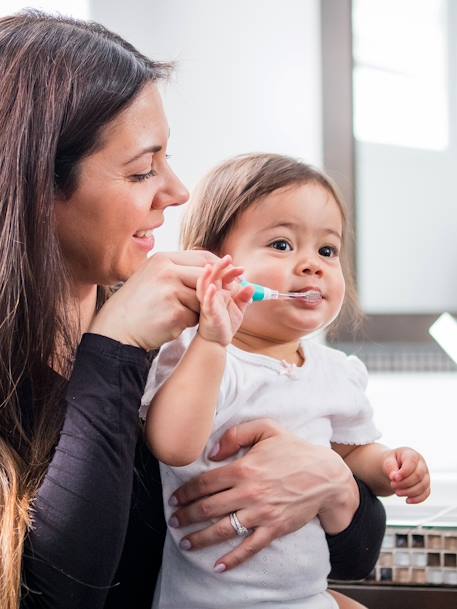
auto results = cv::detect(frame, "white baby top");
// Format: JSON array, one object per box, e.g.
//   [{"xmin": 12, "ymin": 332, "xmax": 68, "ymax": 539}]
[{"xmin": 141, "ymin": 327, "xmax": 381, "ymax": 609}]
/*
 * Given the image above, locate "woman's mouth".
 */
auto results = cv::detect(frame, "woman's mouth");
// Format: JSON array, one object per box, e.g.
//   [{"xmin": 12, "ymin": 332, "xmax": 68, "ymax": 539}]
[{"xmin": 133, "ymin": 228, "xmax": 155, "ymax": 251}]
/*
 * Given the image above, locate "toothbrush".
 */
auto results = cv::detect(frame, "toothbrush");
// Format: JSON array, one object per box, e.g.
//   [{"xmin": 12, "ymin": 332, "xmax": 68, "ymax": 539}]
[{"xmin": 240, "ymin": 280, "xmax": 322, "ymax": 303}]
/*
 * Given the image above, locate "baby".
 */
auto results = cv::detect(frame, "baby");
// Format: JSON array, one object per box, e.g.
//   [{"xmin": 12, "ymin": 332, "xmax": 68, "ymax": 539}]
[{"xmin": 141, "ymin": 153, "xmax": 430, "ymax": 609}]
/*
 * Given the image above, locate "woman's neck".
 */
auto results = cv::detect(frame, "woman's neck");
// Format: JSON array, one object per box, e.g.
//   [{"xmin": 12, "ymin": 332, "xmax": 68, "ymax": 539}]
[
  {"xmin": 232, "ymin": 330, "xmax": 304, "ymax": 366},
  {"xmin": 70, "ymin": 282, "xmax": 98, "ymax": 338}
]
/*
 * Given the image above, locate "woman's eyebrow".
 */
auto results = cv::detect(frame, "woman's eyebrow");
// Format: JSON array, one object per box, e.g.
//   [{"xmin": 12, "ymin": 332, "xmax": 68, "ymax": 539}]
[{"xmin": 124, "ymin": 145, "xmax": 162, "ymax": 165}]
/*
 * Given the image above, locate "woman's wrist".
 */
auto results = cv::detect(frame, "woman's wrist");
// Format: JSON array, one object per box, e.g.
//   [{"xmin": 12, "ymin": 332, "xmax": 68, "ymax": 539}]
[{"xmin": 318, "ymin": 455, "xmax": 360, "ymax": 535}]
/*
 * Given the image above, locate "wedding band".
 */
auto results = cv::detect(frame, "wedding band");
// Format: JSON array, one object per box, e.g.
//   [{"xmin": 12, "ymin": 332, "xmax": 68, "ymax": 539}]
[{"xmin": 229, "ymin": 511, "xmax": 250, "ymax": 537}]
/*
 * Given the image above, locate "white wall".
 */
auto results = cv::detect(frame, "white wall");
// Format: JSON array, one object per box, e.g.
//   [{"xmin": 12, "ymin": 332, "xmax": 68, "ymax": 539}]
[{"xmin": 89, "ymin": 0, "xmax": 323, "ymax": 250}]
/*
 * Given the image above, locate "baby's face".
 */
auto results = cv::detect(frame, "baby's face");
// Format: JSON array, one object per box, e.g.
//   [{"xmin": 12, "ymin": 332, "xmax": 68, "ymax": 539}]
[{"xmin": 221, "ymin": 182, "xmax": 345, "ymax": 341}]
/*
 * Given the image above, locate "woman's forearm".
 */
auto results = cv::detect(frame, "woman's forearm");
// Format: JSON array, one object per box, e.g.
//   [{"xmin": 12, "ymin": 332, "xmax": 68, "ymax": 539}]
[
  {"xmin": 327, "ymin": 478, "xmax": 386, "ymax": 580},
  {"xmin": 22, "ymin": 334, "xmax": 148, "ymax": 609},
  {"xmin": 318, "ymin": 469, "xmax": 360, "ymax": 535}
]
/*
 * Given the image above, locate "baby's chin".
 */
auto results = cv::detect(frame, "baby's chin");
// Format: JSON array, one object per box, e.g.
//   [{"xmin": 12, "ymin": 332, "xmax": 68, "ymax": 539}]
[{"xmin": 238, "ymin": 323, "xmax": 320, "ymax": 345}]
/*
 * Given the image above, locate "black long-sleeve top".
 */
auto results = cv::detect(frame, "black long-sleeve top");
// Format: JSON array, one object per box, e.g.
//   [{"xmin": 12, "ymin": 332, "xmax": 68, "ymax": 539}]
[{"xmin": 20, "ymin": 334, "xmax": 385, "ymax": 609}]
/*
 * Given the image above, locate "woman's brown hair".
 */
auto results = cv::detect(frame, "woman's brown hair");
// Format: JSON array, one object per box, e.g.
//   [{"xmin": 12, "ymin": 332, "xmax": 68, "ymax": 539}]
[
  {"xmin": 0, "ymin": 11, "xmax": 172, "ymax": 607},
  {"xmin": 181, "ymin": 152, "xmax": 359, "ymax": 327}
]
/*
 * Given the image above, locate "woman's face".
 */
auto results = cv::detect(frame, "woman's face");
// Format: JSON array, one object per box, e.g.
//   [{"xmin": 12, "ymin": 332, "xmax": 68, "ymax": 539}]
[{"xmin": 54, "ymin": 83, "xmax": 188, "ymax": 286}]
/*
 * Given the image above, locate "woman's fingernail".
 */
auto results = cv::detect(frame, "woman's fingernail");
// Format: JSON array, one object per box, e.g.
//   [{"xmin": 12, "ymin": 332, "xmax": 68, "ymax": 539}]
[
  {"xmin": 168, "ymin": 516, "xmax": 180, "ymax": 528},
  {"xmin": 208, "ymin": 442, "xmax": 220, "ymax": 458},
  {"xmin": 179, "ymin": 538, "xmax": 192, "ymax": 551},
  {"xmin": 213, "ymin": 563, "xmax": 226, "ymax": 573},
  {"xmin": 168, "ymin": 495, "xmax": 178, "ymax": 506}
]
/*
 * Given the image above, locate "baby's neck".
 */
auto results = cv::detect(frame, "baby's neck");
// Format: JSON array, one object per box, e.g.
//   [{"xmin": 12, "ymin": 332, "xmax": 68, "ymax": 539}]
[{"xmin": 232, "ymin": 331, "xmax": 304, "ymax": 366}]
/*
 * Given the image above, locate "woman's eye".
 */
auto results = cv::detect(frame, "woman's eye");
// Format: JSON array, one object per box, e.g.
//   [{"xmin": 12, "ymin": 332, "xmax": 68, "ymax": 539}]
[
  {"xmin": 131, "ymin": 169, "xmax": 157, "ymax": 182},
  {"xmin": 269, "ymin": 239, "xmax": 293, "ymax": 252},
  {"xmin": 319, "ymin": 245, "xmax": 338, "ymax": 257}
]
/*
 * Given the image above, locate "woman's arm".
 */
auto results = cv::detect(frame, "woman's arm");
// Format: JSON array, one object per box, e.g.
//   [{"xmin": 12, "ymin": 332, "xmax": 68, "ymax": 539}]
[
  {"xmin": 327, "ymin": 478, "xmax": 386, "ymax": 580},
  {"xmin": 165, "ymin": 420, "xmax": 386, "ymax": 575},
  {"xmin": 22, "ymin": 334, "xmax": 149, "ymax": 609}
]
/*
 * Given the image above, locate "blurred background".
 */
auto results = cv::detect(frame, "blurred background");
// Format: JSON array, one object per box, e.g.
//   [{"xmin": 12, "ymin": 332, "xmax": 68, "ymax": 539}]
[{"xmin": 2, "ymin": 0, "xmax": 456, "ymax": 507}]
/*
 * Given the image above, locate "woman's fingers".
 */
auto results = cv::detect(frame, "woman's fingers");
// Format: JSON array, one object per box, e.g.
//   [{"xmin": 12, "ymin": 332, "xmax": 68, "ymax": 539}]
[
  {"xmin": 91, "ymin": 250, "xmax": 219, "ymax": 350},
  {"xmin": 177, "ymin": 509, "xmax": 275, "ymax": 573},
  {"xmin": 210, "ymin": 419, "xmax": 283, "ymax": 461},
  {"xmin": 170, "ymin": 463, "xmax": 240, "ymax": 507},
  {"xmin": 178, "ymin": 508, "xmax": 254, "ymax": 550},
  {"xmin": 162, "ymin": 250, "xmax": 220, "ymax": 266},
  {"xmin": 214, "ymin": 525, "xmax": 274, "ymax": 572},
  {"xmin": 171, "ymin": 486, "xmax": 252, "ymax": 527},
  {"xmin": 171, "ymin": 420, "xmax": 285, "ymax": 506}
]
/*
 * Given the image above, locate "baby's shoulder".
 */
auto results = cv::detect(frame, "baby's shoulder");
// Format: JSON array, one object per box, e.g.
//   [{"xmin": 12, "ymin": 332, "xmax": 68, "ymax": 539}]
[{"xmin": 305, "ymin": 341, "xmax": 368, "ymax": 389}]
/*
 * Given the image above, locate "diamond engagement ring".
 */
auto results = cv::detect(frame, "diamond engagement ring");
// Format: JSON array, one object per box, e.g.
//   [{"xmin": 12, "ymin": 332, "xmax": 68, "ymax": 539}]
[{"xmin": 229, "ymin": 511, "xmax": 250, "ymax": 537}]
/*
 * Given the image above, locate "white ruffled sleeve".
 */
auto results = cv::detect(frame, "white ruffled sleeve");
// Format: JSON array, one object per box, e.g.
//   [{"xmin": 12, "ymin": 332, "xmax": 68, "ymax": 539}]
[
  {"xmin": 139, "ymin": 327, "xmax": 196, "ymax": 420},
  {"xmin": 330, "ymin": 355, "xmax": 381, "ymax": 445}
]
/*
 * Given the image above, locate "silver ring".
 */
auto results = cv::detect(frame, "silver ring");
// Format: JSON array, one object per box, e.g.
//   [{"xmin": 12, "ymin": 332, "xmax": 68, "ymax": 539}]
[{"xmin": 229, "ymin": 511, "xmax": 250, "ymax": 537}]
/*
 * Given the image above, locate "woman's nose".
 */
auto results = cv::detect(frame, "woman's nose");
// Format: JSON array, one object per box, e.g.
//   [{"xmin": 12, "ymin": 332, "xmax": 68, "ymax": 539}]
[{"xmin": 153, "ymin": 167, "xmax": 189, "ymax": 210}]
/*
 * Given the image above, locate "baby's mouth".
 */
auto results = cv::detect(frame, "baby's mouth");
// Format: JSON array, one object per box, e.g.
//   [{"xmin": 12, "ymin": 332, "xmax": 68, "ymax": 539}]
[{"xmin": 288, "ymin": 289, "xmax": 323, "ymax": 302}]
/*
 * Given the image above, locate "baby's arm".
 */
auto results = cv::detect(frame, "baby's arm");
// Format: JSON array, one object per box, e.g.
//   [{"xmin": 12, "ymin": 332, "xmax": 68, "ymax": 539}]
[
  {"xmin": 332, "ymin": 443, "xmax": 430, "ymax": 503},
  {"xmin": 145, "ymin": 256, "xmax": 253, "ymax": 466}
]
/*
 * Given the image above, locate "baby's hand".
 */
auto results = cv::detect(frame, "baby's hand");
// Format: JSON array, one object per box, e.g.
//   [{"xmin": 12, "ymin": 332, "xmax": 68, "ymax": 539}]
[
  {"xmin": 382, "ymin": 447, "xmax": 430, "ymax": 504},
  {"xmin": 196, "ymin": 255, "xmax": 253, "ymax": 346}
]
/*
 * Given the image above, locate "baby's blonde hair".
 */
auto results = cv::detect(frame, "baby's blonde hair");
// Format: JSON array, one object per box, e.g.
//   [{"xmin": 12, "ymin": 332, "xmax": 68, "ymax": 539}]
[{"xmin": 181, "ymin": 153, "xmax": 359, "ymax": 327}]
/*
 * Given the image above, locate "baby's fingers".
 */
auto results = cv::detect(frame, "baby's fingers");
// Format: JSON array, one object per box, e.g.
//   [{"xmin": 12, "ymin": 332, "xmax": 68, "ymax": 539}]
[
  {"xmin": 233, "ymin": 286, "xmax": 254, "ymax": 313},
  {"xmin": 406, "ymin": 488, "xmax": 431, "ymax": 504},
  {"xmin": 382, "ymin": 452, "xmax": 400, "ymax": 481},
  {"xmin": 196, "ymin": 264, "xmax": 213, "ymax": 303},
  {"xmin": 208, "ymin": 255, "xmax": 233, "ymax": 285},
  {"xmin": 214, "ymin": 527, "xmax": 273, "ymax": 573},
  {"xmin": 395, "ymin": 475, "xmax": 431, "ymax": 504},
  {"xmin": 220, "ymin": 266, "xmax": 245, "ymax": 289},
  {"xmin": 390, "ymin": 448, "xmax": 421, "ymax": 482},
  {"xmin": 201, "ymin": 283, "xmax": 218, "ymax": 317},
  {"xmin": 391, "ymin": 459, "xmax": 429, "ymax": 490}
]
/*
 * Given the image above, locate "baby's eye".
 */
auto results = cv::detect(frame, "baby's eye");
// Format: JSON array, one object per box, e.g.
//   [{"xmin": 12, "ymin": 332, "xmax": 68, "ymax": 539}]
[
  {"xmin": 319, "ymin": 245, "xmax": 338, "ymax": 258},
  {"xmin": 269, "ymin": 239, "xmax": 293, "ymax": 252}
]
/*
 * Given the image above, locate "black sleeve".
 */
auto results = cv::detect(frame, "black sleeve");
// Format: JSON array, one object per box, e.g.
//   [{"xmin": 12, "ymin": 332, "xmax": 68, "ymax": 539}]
[
  {"xmin": 327, "ymin": 478, "xmax": 386, "ymax": 580},
  {"xmin": 21, "ymin": 333, "xmax": 149, "ymax": 609}
]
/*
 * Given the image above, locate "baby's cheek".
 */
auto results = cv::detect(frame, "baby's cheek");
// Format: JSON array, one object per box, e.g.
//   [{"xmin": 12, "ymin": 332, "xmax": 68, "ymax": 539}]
[{"xmin": 247, "ymin": 266, "xmax": 287, "ymax": 292}]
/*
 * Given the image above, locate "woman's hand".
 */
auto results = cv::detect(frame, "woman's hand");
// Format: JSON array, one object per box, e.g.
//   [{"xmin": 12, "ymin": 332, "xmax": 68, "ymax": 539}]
[
  {"xmin": 168, "ymin": 419, "xmax": 360, "ymax": 572},
  {"xmin": 89, "ymin": 250, "xmax": 218, "ymax": 351}
]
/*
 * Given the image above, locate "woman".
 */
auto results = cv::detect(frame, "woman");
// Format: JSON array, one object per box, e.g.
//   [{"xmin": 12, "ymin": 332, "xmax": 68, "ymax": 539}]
[{"xmin": 0, "ymin": 11, "xmax": 385, "ymax": 609}]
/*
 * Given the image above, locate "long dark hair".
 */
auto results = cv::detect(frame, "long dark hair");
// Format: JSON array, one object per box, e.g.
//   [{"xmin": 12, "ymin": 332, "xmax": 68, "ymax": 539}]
[{"xmin": 0, "ymin": 11, "xmax": 172, "ymax": 607}]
